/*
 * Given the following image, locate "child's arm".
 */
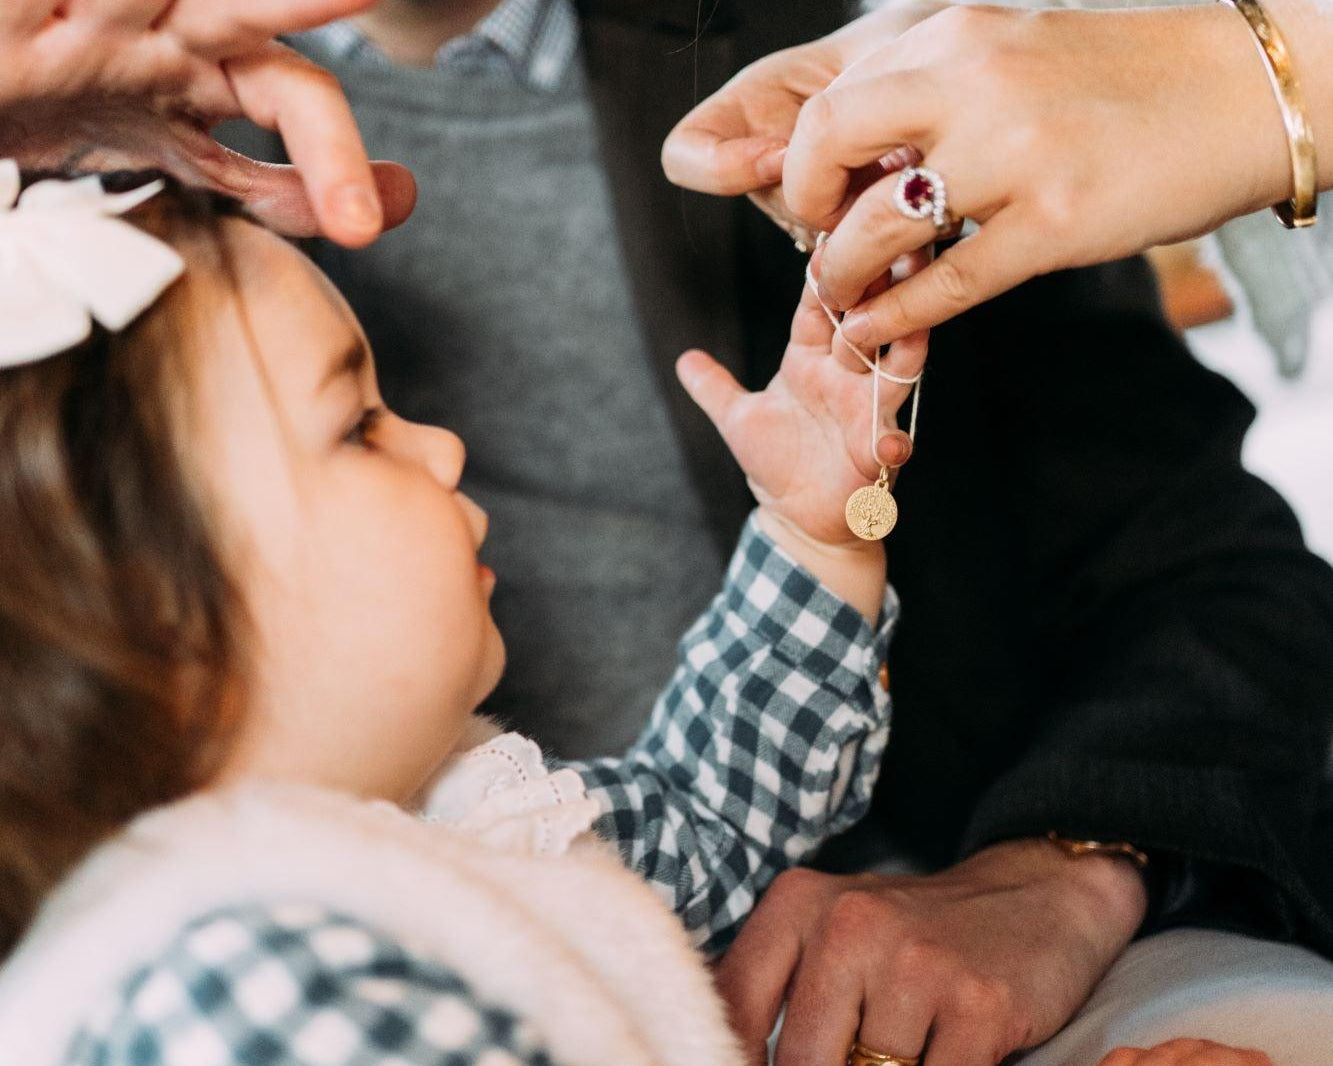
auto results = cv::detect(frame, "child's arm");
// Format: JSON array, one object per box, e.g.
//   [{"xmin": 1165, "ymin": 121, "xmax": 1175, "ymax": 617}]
[{"xmin": 569, "ymin": 279, "xmax": 917, "ymax": 954}]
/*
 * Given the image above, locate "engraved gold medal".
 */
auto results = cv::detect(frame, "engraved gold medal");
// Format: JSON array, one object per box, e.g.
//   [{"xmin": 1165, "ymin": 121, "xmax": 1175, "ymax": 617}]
[{"xmin": 845, "ymin": 469, "xmax": 898, "ymax": 541}]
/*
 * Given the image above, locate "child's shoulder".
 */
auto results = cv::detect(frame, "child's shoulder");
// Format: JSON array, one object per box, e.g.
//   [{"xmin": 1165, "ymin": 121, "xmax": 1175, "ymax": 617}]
[{"xmin": 63, "ymin": 901, "xmax": 556, "ymax": 1066}]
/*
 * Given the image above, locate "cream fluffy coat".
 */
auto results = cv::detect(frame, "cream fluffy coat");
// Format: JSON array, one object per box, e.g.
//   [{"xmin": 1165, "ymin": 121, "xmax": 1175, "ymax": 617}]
[{"xmin": 0, "ymin": 729, "xmax": 743, "ymax": 1066}]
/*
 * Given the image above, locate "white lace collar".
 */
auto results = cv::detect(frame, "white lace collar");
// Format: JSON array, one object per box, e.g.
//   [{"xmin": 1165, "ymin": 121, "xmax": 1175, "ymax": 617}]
[{"xmin": 419, "ymin": 730, "xmax": 602, "ymax": 858}]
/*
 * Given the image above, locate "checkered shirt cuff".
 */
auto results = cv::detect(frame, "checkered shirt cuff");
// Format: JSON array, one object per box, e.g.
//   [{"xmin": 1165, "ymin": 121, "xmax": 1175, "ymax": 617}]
[{"xmin": 573, "ymin": 512, "xmax": 897, "ymax": 954}]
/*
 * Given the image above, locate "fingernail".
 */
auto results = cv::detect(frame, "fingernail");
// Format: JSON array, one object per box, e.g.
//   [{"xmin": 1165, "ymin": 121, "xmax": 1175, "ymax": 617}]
[
  {"xmin": 877, "ymin": 432, "xmax": 913, "ymax": 469},
  {"xmin": 335, "ymin": 183, "xmax": 382, "ymax": 234},
  {"xmin": 755, "ymin": 144, "xmax": 787, "ymax": 184},
  {"xmin": 842, "ymin": 310, "xmax": 872, "ymax": 343}
]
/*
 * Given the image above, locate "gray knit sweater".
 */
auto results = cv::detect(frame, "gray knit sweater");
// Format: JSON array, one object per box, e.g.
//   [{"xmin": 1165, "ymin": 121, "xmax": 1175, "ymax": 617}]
[{"xmin": 262, "ymin": 32, "xmax": 727, "ymax": 757}]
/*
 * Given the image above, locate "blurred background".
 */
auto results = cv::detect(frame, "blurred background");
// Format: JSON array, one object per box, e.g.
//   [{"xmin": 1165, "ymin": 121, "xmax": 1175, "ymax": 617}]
[{"xmin": 1150, "ymin": 240, "xmax": 1333, "ymax": 566}]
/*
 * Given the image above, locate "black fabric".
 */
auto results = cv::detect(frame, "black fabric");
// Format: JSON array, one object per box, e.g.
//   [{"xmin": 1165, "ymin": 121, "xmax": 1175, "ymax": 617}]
[{"xmin": 578, "ymin": 1, "xmax": 1333, "ymax": 955}]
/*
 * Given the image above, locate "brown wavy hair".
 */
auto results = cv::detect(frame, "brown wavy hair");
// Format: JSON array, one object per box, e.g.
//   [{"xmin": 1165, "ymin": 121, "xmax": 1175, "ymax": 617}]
[{"xmin": 0, "ymin": 173, "xmax": 248, "ymax": 960}]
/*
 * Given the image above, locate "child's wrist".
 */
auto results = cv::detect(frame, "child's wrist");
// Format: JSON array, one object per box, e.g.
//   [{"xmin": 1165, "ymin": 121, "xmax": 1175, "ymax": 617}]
[{"xmin": 755, "ymin": 508, "xmax": 886, "ymax": 623}]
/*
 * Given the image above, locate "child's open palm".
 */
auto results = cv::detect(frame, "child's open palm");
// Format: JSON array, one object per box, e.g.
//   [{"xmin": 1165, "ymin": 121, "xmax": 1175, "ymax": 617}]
[{"xmin": 678, "ymin": 275, "xmax": 925, "ymax": 549}]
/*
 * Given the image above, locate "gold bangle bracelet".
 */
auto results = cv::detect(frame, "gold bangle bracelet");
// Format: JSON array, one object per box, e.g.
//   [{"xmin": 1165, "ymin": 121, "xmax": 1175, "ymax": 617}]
[{"xmin": 1220, "ymin": 0, "xmax": 1319, "ymax": 228}]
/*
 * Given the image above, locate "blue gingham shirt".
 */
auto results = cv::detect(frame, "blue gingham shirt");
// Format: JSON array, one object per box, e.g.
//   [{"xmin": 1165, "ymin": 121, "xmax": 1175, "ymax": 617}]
[
  {"xmin": 308, "ymin": 0, "xmax": 579, "ymax": 92},
  {"xmin": 65, "ymin": 516, "xmax": 896, "ymax": 1065}
]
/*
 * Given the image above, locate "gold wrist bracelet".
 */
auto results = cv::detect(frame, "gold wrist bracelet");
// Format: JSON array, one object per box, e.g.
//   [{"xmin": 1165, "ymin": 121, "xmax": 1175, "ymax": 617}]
[
  {"xmin": 1046, "ymin": 831, "xmax": 1150, "ymax": 870},
  {"xmin": 1220, "ymin": 0, "xmax": 1319, "ymax": 228}
]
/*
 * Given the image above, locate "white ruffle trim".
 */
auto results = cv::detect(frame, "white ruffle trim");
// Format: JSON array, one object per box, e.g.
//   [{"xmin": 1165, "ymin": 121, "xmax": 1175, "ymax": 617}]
[{"xmin": 421, "ymin": 732, "xmax": 602, "ymax": 858}]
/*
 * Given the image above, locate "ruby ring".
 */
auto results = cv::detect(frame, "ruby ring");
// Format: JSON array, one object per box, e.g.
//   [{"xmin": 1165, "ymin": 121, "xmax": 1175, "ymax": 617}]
[{"xmin": 892, "ymin": 165, "xmax": 956, "ymax": 236}]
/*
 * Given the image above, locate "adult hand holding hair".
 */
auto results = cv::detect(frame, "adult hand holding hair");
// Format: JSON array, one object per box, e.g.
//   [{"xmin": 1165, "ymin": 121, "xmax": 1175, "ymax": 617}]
[
  {"xmin": 0, "ymin": 0, "xmax": 416, "ymax": 246},
  {"xmin": 664, "ymin": 0, "xmax": 1333, "ymax": 360}
]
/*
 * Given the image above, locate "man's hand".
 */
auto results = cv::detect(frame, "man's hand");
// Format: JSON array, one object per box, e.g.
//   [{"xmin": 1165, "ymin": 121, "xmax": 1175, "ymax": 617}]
[
  {"xmin": 717, "ymin": 837, "xmax": 1148, "ymax": 1066},
  {"xmin": 1099, "ymin": 1039, "xmax": 1274, "ymax": 1066},
  {"xmin": 0, "ymin": 0, "xmax": 415, "ymax": 245}
]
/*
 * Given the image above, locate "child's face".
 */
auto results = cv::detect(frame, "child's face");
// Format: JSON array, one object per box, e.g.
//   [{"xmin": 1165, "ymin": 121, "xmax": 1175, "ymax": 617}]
[{"xmin": 194, "ymin": 219, "xmax": 504, "ymax": 802}]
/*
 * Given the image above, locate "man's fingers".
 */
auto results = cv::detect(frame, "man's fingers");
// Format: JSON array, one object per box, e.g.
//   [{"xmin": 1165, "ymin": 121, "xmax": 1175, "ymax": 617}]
[
  {"xmin": 223, "ymin": 43, "xmax": 380, "ymax": 247},
  {"xmin": 784, "ymin": 72, "xmax": 939, "ymax": 227},
  {"xmin": 661, "ymin": 119, "xmax": 787, "ymax": 195},
  {"xmin": 840, "ymin": 213, "xmax": 1036, "ymax": 347},
  {"xmin": 771, "ymin": 944, "xmax": 861, "ymax": 1066},
  {"xmin": 713, "ymin": 872, "xmax": 816, "ymax": 1062},
  {"xmin": 161, "ymin": 0, "xmax": 376, "ymax": 53},
  {"xmin": 676, "ymin": 350, "xmax": 749, "ymax": 434},
  {"xmin": 0, "ymin": 0, "xmax": 59, "ymax": 32},
  {"xmin": 856, "ymin": 981, "xmax": 934, "ymax": 1066}
]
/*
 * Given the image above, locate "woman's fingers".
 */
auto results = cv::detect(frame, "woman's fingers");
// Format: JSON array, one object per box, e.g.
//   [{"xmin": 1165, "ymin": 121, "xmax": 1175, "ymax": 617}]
[
  {"xmin": 840, "ymin": 211, "xmax": 1039, "ymax": 349},
  {"xmin": 784, "ymin": 71, "xmax": 940, "ymax": 228},
  {"xmin": 662, "ymin": 125, "xmax": 788, "ymax": 196},
  {"xmin": 223, "ymin": 42, "xmax": 381, "ymax": 246},
  {"xmin": 816, "ymin": 161, "xmax": 988, "ymax": 312}
]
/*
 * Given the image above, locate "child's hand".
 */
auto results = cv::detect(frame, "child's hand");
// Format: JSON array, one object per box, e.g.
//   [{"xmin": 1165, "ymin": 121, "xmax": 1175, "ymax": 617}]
[
  {"xmin": 1098, "ymin": 1038, "xmax": 1274, "ymax": 1066},
  {"xmin": 677, "ymin": 274, "xmax": 926, "ymax": 551}
]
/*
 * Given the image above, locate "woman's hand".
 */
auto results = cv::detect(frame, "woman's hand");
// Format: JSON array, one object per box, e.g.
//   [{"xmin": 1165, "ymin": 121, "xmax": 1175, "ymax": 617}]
[
  {"xmin": 1098, "ymin": 1039, "xmax": 1274, "ymax": 1066},
  {"xmin": 0, "ymin": 0, "xmax": 415, "ymax": 246},
  {"xmin": 784, "ymin": 1, "xmax": 1333, "ymax": 349},
  {"xmin": 661, "ymin": 1, "xmax": 944, "ymax": 248}
]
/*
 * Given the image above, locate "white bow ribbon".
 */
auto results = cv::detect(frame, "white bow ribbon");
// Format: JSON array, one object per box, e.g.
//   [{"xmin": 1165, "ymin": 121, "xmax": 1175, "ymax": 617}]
[{"xmin": 0, "ymin": 160, "xmax": 186, "ymax": 369}]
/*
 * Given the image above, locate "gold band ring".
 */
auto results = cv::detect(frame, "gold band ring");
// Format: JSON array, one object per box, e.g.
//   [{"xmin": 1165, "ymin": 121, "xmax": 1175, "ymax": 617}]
[{"xmin": 848, "ymin": 1041, "xmax": 921, "ymax": 1066}]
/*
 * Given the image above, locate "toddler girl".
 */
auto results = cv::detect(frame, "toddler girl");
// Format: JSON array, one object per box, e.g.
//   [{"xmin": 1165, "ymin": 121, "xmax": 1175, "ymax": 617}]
[{"xmin": 0, "ymin": 164, "xmax": 900, "ymax": 1066}]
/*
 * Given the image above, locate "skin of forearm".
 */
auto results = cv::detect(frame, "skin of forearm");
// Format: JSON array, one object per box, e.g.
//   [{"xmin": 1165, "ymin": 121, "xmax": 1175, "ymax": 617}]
[{"xmin": 754, "ymin": 507, "xmax": 887, "ymax": 623}]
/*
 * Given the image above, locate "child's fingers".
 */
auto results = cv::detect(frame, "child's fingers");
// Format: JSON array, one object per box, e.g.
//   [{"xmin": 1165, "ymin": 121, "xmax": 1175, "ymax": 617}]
[
  {"xmin": 790, "ymin": 271, "xmax": 837, "ymax": 352},
  {"xmin": 876, "ymin": 429, "xmax": 913, "ymax": 470},
  {"xmin": 885, "ymin": 327, "xmax": 929, "ymax": 383},
  {"xmin": 677, "ymin": 349, "xmax": 748, "ymax": 433}
]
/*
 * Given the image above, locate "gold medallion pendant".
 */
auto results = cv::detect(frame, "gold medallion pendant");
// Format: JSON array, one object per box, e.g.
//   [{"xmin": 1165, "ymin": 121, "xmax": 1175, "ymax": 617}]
[{"xmin": 845, "ymin": 469, "xmax": 899, "ymax": 541}]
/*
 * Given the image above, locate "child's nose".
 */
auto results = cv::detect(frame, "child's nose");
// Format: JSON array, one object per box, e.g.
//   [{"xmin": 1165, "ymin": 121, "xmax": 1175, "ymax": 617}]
[{"xmin": 399, "ymin": 421, "xmax": 465, "ymax": 488}]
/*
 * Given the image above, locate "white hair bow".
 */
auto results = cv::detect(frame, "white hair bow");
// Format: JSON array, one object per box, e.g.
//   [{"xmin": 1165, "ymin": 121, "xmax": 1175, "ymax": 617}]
[{"xmin": 0, "ymin": 159, "xmax": 186, "ymax": 369}]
